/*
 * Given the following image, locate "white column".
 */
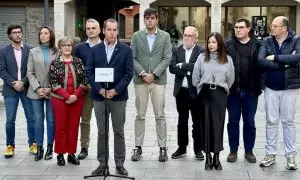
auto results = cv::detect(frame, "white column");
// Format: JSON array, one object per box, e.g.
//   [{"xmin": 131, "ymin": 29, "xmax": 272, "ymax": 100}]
[
  {"xmin": 138, "ymin": 0, "xmax": 157, "ymax": 30},
  {"xmin": 54, "ymin": 0, "xmax": 73, "ymax": 42},
  {"xmin": 210, "ymin": 0, "xmax": 222, "ymax": 33}
]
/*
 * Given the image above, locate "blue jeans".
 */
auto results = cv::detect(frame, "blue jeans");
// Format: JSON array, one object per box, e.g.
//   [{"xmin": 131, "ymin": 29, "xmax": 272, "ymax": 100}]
[
  {"xmin": 4, "ymin": 92, "xmax": 35, "ymax": 146},
  {"xmin": 227, "ymin": 90, "xmax": 258, "ymax": 153},
  {"xmin": 31, "ymin": 99, "xmax": 55, "ymax": 146}
]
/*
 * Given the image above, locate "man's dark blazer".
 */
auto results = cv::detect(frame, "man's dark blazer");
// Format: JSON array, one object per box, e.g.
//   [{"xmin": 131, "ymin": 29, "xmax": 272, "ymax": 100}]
[
  {"xmin": 86, "ymin": 41, "xmax": 133, "ymax": 101},
  {"xmin": 169, "ymin": 44, "xmax": 204, "ymax": 99},
  {"xmin": 0, "ymin": 43, "xmax": 32, "ymax": 97}
]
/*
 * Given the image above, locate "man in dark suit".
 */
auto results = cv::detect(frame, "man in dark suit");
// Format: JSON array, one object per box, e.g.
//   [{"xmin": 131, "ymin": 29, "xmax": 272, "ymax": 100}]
[
  {"xmin": 86, "ymin": 19, "xmax": 133, "ymax": 176},
  {"xmin": 0, "ymin": 24, "xmax": 35, "ymax": 158},
  {"xmin": 169, "ymin": 26, "xmax": 204, "ymax": 160}
]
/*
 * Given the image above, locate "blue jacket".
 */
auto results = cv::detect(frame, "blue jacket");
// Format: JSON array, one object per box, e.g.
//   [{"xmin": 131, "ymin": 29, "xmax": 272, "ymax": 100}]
[
  {"xmin": 0, "ymin": 43, "xmax": 32, "ymax": 97},
  {"xmin": 74, "ymin": 41, "xmax": 91, "ymax": 66},
  {"xmin": 86, "ymin": 41, "xmax": 133, "ymax": 101},
  {"xmin": 258, "ymin": 30, "xmax": 300, "ymax": 90}
]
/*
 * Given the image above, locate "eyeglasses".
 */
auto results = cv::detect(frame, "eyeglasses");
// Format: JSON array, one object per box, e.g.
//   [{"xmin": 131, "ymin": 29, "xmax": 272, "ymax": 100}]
[
  {"xmin": 183, "ymin": 34, "xmax": 195, "ymax": 38},
  {"xmin": 145, "ymin": 16, "xmax": 156, "ymax": 20},
  {"xmin": 234, "ymin": 26, "xmax": 246, "ymax": 30},
  {"xmin": 60, "ymin": 44, "xmax": 72, "ymax": 48},
  {"xmin": 11, "ymin": 31, "xmax": 22, "ymax": 35},
  {"xmin": 270, "ymin": 25, "xmax": 284, "ymax": 29}
]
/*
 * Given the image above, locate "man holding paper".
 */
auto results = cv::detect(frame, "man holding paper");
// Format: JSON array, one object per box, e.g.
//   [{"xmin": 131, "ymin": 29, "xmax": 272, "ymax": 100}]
[{"xmin": 86, "ymin": 18, "xmax": 133, "ymax": 176}]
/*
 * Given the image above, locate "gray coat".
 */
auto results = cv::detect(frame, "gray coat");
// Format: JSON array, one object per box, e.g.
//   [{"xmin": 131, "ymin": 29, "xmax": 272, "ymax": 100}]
[
  {"xmin": 27, "ymin": 46, "xmax": 58, "ymax": 99},
  {"xmin": 131, "ymin": 28, "xmax": 172, "ymax": 85}
]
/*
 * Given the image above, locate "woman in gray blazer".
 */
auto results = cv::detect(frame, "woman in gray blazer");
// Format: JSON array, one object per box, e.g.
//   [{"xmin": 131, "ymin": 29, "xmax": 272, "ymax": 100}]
[{"xmin": 27, "ymin": 26, "xmax": 58, "ymax": 161}]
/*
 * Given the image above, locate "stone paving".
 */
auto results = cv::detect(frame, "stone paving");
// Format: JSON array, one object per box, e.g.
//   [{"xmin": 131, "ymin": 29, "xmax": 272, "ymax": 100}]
[{"xmin": 1, "ymin": 72, "xmax": 300, "ymax": 180}]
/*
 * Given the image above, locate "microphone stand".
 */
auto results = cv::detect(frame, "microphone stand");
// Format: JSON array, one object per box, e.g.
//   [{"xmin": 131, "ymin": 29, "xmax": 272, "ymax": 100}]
[{"xmin": 84, "ymin": 84, "xmax": 135, "ymax": 179}]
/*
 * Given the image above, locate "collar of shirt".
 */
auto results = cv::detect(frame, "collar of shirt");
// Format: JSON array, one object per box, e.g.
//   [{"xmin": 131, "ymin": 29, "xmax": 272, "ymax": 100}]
[
  {"xmin": 183, "ymin": 44, "xmax": 196, "ymax": 52},
  {"xmin": 86, "ymin": 38, "xmax": 101, "ymax": 47},
  {"xmin": 12, "ymin": 42, "xmax": 24, "ymax": 50},
  {"xmin": 145, "ymin": 28, "xmax": 158, "ymax": 36},
  {"xmin": 104, "ymin": 39, "xmax": 117, "ymax": 50}
]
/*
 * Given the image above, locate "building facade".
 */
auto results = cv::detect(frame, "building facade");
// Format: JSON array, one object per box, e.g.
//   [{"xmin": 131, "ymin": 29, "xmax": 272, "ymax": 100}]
[{"xmin": 1, "ymin": 0, "xmax": 300, "ymax": 46}]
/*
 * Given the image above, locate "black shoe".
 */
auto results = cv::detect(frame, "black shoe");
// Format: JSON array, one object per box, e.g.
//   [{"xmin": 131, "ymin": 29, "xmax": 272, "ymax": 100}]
[
  {"xmin": 245, "ymin": 151, "xmax": 257, "ymax": 163},
  {"xmin": 205, "ymin": 153, "xmax": 213, "ymax": 170},
  {"xmin": 195, "ymin": 151, "xmax": 204, "ymax": 161},
  {"xmin": 57, "ymin": 154, "xmax": 65, "ymax": 166},
  {"xmin": 78, "ymin": 147, "xmax": 88, "ymax": 160},
  {"xmin": 116, "ymin": 166, "xmax": 128, "ymax": 176},
  {"xmin": 44, "ymin": 144, "xmax": 53, "ymax": 160},
  {"xmin": 92, "ymin": 165, "xmax": 107, "ymax": 175},
  {"xmin": 213, "ymin": 153, "xmax": 222, "ymax": 170},
  {"xmin": 159, "ymin": 147, "xmax": 168, "ymax": 162},
  {"xmin": 227, "ymin": 152, "xmax": 237, "ymax": 162},
  {"xmin": 34, "ymin": 146, "xmax": 44, "ymax": 161},
  {"xmin": 67, "ymin": 153, "xmax": 80, "ymax": 165},
  {"xmin": 171, "ymin": 147, "xmax": 186, "ymax": 159}
]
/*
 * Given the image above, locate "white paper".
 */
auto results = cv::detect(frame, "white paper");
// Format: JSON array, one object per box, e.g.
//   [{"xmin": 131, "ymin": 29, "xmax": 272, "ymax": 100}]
[{"xmin": 95, "ymin": 68, "xmax": 114, "ymax": 82}]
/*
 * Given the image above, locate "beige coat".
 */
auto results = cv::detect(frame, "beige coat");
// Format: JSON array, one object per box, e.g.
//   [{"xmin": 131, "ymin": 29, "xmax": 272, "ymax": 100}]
[{"xmin": 26, "ymin": 46, "xmax": 58, "ymax": 99}]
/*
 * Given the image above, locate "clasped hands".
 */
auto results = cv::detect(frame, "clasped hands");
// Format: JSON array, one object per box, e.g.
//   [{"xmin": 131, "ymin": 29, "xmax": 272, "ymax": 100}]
[
  {"xmin": 12, "ymin": 80, "xmax": 24, "ymax": 92},
  {"xmin": 99, "ymin": 88, "xmax": 117, "ymax": 99},
  {"xmin": 141, "ymin": 72, "xmax": 155, "ymax": 84},
  {"xmin": 36, "ymin": 88, "xmax": 51, "ymax": 98}
]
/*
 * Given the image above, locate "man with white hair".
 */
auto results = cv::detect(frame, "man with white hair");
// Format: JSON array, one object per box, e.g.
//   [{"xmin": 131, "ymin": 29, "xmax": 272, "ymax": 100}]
[{"xmin": 169, "ymin": 26, "xmax": 205, "ymax": 160}]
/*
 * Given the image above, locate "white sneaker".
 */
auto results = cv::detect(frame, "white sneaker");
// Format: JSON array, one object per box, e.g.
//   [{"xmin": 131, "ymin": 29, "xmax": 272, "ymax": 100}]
[
  {"xmin": 260, "ymin": 154, "xmax": 276, "ymax": 167},
  {"xmin": 286, "ymin": 154, "xmax": 298, "ymax": 170}
]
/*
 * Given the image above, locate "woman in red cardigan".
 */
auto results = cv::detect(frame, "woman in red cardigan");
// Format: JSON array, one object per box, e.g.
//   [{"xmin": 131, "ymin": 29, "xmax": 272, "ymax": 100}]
[{"xmin": 49, "ymin": 37, "xmax": 87, "ymax": 166}]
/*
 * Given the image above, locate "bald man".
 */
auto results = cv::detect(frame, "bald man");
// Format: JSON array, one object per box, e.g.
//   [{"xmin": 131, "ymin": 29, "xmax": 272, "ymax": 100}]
[
  {"xmin": 258, "ymin": 16, "xmax": 300, "ymax": 170},
  {"xmin": 169, "ymin": 26, "xmax": 205, "ymax": 160}
]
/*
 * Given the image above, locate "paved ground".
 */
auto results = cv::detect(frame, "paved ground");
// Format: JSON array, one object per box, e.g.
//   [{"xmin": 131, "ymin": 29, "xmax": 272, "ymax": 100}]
[{"xmin": 1, "ymin": 72, "xmax": 300, "ymax": 180}]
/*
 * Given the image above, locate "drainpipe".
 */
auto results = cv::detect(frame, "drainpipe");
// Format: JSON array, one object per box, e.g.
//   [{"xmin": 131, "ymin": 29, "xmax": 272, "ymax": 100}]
[{"xmin": 44, "ymin": 0, "xmax": 49, "ymax": 26}]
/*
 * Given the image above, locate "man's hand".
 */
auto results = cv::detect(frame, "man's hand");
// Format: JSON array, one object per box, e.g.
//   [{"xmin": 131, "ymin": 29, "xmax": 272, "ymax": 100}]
[
  {"xmin": 13, "ymin": 81, "xmax": 24, "ymax": 92},
  {"xmin": 266, "ymin": 55, "xmax": 275, "ymax": 61},
  {"xmin": 66, "ymin": 95, "xmax": 77, "ymax": 104},
  {"xmin": 176, "ymin": 63, "xmax": 183, "ymax": 69},
  {"xmin": 106, "ymin": 89, "xmax": 117, "ymax": 99},
  {"xmin": 99, "ymin": 88, "xmax": 106, "ymax": 97},
  {"xmin": 143, "ymin": 73, "xmax": 155, "ymax": 83}
]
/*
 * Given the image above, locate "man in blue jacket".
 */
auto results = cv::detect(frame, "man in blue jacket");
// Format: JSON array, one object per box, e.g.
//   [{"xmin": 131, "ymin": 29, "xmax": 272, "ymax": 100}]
[
  {"xmin": 0, "ymin": 24, "xmax": 35, "ymax": 158},
  {"xmin": 258, "ymin": 16, "xmax": 300, "ymax": 170},
  {"xmin": 74, "ymin": 18, "xmax": 101, "ymax": 160},
  {"xmin": 86, "ymin": 18, "xmax": 133, "ymax": 176}
]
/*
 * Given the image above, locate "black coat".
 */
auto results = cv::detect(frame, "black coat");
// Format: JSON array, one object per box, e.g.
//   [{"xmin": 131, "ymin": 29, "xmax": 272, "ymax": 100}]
[
  {"xmin": 169, "ymin": 44, "xmax": 205, "ymax": 99},
  {"xmin": 225, "ymin": 36, "xmax": 262, "ymax": 96}
]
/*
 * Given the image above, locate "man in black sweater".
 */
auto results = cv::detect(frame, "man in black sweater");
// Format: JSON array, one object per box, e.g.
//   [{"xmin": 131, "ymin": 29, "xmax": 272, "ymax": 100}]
[
  {"xmin": 74, "ymin": 18, "xmax": 101, "ymax": 160},
  {"xmin": 225, "ymin": 18, "xmax": 262, "ymax": 164}
]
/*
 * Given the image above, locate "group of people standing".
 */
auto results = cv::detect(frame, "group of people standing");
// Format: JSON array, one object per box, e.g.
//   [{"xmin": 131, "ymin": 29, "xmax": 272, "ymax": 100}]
[{"xmin": 0, "ymin": 7, "xmax": 299, "ymax": 177}]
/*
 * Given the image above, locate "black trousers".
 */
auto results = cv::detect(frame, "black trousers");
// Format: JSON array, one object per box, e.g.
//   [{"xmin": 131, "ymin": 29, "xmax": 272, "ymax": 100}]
[{"xmin": 175, "ymin": 87, "xmax": 202, "ymax": 153}]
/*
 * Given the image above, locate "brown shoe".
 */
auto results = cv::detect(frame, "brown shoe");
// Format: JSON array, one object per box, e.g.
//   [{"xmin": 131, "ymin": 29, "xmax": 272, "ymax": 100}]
[
  {"xmin": 245, "ymin": 152, "xmax": 256, "ymax": 163},
  {"xmin": 227, "ymin": 152, "xmax": 237, "ymax": 162}
]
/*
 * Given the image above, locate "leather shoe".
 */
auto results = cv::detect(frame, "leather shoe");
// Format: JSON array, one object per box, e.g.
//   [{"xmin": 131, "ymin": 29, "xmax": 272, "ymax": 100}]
[
  {"xmin": 78, "ymin": 147, "xmax": 88, "ymax": 160},
  {"xmin": 213, "ymin": 153, "xmax": 222, "ymax": 170},
  {"xmin": 44, "ymin": 144, "xmax": 53, "ymax": 160},
  {"xmin": 116, "ymin": 166, "xmax": 128, "ymax": 176},
  {"xmin": 227, "ymin": 152, "xmax": 237, "ymax": 162},
  {"xmin": 245, "ymin": 151, "xmax": 257, "ymax": 163},
  {"xmin": 34, "ymin": 146, "xmax": 44, "ymax": 161},
  {"xmin": 57, "ymin": 154, "xmax": 65, "ymax": 166},
  {"xmin": 195, "ymin": 151, "xmax": 204, "ymax": 161},
  {"xmin": 67, "ymin": 153, "xmax": 80, "ymax": 165},
  {"xmin": 205, "ymin": 153, "xmax": 213, "ymax": 170}
]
